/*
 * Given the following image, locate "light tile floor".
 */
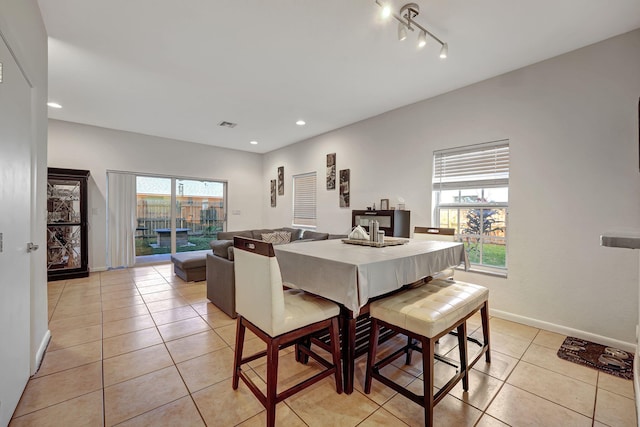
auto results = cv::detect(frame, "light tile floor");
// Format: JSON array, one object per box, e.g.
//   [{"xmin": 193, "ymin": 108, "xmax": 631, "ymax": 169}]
[{"xmin": 9, "ymin": 263, "xmax": 638, "ymax": 426}]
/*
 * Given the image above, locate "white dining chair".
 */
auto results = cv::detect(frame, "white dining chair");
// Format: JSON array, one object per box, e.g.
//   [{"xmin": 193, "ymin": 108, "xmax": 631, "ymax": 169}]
[
  {"xmin": 413, "ymin": 227, "xmax": 456, "ymax": 280},
  {"xmin": 232, "ymin": 237, "xmax": 343, "ymax": 427},
  {"xmin": 413, "ymin": 226, "xmax": 456, "ymax": 242}
]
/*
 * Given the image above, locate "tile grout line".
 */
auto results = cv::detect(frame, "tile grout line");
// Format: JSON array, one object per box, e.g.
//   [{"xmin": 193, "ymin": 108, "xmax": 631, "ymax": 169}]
[
  {"xmin": 101, "ymin": 273, "xmax": 107, "ymax": 427},
  {"xmin": 108, "ymin": 265, "xmax": 235, "ymax": 424},
  {"xmin": 592, "ymin": 372, "xmax": 600, "ymax": 426},
  {"xmin": 469, "ymin": 324, "xmax": 539, "ymax": 427},
  {"xmin": 28, "ymin": 267, "xmax": 632, "ymax": 426},
  {"xmin": 498, "ymin": 328, "xmax": 598, "ymax": 424},
  {"xmin": 146, "ymin": 264, "xmax": 209, "ymax": 426}
]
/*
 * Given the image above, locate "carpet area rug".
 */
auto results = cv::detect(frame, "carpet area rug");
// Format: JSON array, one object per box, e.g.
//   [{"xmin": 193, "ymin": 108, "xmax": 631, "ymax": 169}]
[{"xmin": 557, "ymin": 337, "xmax": 634, "ymax": 380}]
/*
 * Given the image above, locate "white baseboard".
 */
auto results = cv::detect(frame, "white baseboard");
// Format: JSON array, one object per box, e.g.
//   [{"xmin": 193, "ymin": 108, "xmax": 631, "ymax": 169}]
[
  {"xmin": 34, "ymin": 329, "xmax": 51, "ymax": 374},
  {"xmin": 490, "ymin": 309, "xmax": 637, "ymax": 353},
  {"xmin": 91, "ymin": 266, "xmax": 107, "ymax": 272}
]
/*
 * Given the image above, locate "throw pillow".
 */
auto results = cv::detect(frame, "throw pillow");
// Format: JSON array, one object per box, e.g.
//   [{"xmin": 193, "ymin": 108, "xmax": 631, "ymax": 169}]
[
  {"xmin": 261, "ymin": 231, "xmax": 291, "ymax": 245},
  {"xmin": 277, "ymin": 227, "xmax": 304, "ymax": 241}
]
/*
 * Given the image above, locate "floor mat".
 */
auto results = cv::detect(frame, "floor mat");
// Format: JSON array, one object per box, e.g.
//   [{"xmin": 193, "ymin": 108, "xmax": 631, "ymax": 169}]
[{"xmin": 557, "ymin": 336, "xmax": 634, "ymax": 380}]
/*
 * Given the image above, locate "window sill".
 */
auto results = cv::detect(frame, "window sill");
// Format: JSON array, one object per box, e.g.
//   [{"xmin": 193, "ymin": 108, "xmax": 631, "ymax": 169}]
[{"xmin": 457, "ymin": 266, "xmax": 507, "ymax": 279}]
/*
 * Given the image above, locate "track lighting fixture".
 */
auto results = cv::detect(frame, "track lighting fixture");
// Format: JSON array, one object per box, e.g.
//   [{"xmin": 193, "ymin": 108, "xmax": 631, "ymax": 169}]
[{"xmin": 376, "ymin": 1, "xmax": 448, "ymax": 58}]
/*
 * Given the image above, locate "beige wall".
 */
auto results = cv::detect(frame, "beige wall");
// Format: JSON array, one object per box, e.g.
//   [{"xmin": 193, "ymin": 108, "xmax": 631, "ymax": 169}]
[
  {"xmin": 263, "ymin": 29, "xmax": 640, "ymax": 348},
  {"xmin": 48, "ymin": 29, "xmax": 640, "ymax": 349},
  {"xmin": 48, "ymin": 120, "xmax": 265, "ymax": 271}
]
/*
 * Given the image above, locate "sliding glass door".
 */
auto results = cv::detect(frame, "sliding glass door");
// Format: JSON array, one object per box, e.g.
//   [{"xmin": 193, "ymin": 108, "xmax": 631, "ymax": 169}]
[
  {"xmin": 135, "ymin": 175, "xmax": 225, "ymax": 258},
  {"xmin": 175, "ymin": 179, "xmax": 225, "ymax": 254},
  {"xmin": 136, "ymin": 176, "xmax": 172, "ymax": 256}
]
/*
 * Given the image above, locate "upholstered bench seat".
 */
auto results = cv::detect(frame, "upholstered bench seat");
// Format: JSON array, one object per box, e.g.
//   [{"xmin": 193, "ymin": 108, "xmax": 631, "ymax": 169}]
[
  {"xmin": 370, "ymin": 279, "xmax": 489, "ymax": 338},
  {"xmin": 171, "ymin": 251, "xmax": 207, "ymax": 282},
  {"xmin": 365, "ymin": 278, "xmax": 490, "ymax": 426}
]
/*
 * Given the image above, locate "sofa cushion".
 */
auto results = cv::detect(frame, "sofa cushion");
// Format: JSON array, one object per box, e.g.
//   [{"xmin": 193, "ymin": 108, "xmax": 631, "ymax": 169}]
[
  {"xmin": 292, "ymin": 238, "xmax": 315, "ymax": 243},
  {"xmin": 251, "ymin": 229, "xmax": 277, "ymax": 240},
  {"xmin": 228, "ymin": 246, "xmax": 235, "ymax": 261},
  {"xmin": 261, "ymin": 231, "xmax": 291, "ymax": 245},
  {"xmin": 217, "ymin": 230, "xmax": 253, "ymax": 241},
  {"xmin": 329, "ymin": 234, "xmax": 348, "ymax": 240},
  {"xmin": 302, "ymin": 230, "xmax": 329, "ymax": 240},
  {"xmin": 276, "ymin": 227, "xmax": 304, "ymax": 241},
  {"xmin": 210, "ymin": 239, "xmax": 234, "ymax": 259}
]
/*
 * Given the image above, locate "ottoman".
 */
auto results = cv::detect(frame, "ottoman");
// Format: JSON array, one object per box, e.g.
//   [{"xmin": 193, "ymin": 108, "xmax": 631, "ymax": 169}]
[{"xmin": 171, "ymin": 251, "xmax": 207, "ymax": 282}]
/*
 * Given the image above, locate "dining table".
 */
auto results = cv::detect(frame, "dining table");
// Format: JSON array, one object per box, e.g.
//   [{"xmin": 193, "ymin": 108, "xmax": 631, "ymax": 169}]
[{"xmin": 274, "ymin": 237, "xmax": 468, "ymax": 394}]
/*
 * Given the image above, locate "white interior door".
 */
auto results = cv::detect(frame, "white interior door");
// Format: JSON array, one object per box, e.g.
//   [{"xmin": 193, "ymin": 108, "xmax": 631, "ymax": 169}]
[{"xmin": 0, "ymin": 35, "xmax": 33, "ymax": 425}]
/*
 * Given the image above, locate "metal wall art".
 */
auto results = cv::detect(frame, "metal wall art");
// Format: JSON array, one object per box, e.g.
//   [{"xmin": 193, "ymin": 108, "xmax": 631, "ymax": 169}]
[
  {"xmin": 277, "ymin": 166, "xmax": 284, "ymax": 196},
  {"xmin": 270, "ymin": 179, "xmax": 276, "ymax": 207},
  {"xmin": 326, "ymin": 153, "xmax": 336, "ymax": 190},
  {"xmin": 339, "ymin": 169, "xmax": 350, "ymax": 207}
]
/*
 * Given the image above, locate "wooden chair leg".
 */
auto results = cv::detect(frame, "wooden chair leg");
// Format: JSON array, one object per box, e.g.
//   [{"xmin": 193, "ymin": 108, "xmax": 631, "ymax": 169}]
[
  {"xmin": 266, "ymin": 338, "xmax": 280, "ymax": 427},
  {"xmin": 232, "ymin": 316, "xmax": 246, "ymax": 390},
  {"xmin": 481, "ymin": 301, "xmax": 491, "ymax": 363},
  {"xmin": 456, "ymin": 322, "xmax": 469, "ymax": 391},
  {"xmin": 405, "ymin": 336, "xmax": 413, "ymax": 365},
  {"xmin": 422, "ymin": 336, "xmax": 435, "ymax": 427},
  {"xmin": 364, "ymin": 318, "xmax": 381, "ymax": 394},
  {"xmin": 329, "ymin": 317, "xmax": 343, "ymax": 394},
  {"xmin": 295, "ymin": 337, "xmax": 310, "ymax": 364}
]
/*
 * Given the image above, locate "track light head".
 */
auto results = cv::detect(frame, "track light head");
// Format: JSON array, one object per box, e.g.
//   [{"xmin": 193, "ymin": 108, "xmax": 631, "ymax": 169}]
[
  {"xmin": 418, "ymin": 30, "xmax": 427, "ymax": 48},
  {"xmin": 397, "ymin": 22, "xmax": 407, "ymax": 41},
  {"xmin": 381, "ymin": 3, "xmax": 392, "ymax": 18},
  {"xmin": 439, "ymin": 43, "xmax": 448, "ymax": 59}
]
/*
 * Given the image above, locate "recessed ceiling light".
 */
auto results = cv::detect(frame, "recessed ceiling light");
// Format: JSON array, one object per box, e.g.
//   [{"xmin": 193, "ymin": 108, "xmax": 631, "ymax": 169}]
[
  {"xmin": 296, "ymin": 120, "xmax": 306, "ymax": 126},
  {"xmin": 250, "ymin": 140, "xmax": 258, "ymax": 145},
  {"xmin": 47, "ymin": 102, "xmax": 62, "ymax": 109}
]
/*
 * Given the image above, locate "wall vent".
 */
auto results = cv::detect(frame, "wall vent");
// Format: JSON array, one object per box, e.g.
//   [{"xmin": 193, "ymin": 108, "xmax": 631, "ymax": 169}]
[{"xmin": 218, "ymin": 121, "xmax": 237, "ymax": 128}]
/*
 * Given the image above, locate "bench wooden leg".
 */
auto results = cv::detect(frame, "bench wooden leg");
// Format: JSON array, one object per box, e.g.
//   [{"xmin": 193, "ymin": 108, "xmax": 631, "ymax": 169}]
[
  {"xmin": 456, "ymin": 322, "xmax": 469, "ymax": 391},
  {"xmin": 422, "ymin": 336, "xmax": 435, "ymax": 427},
  {"xmin": 481, "ymin": 301, "xmax": 491, "ymax": 363}
]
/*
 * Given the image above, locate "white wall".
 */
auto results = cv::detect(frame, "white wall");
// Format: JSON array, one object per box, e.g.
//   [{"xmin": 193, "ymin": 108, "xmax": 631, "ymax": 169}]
[
  {"xmin": 263, "ymin": 29, "xmax": 640, "ymax": 347},
  {"xmin": 48, "ymin": 120, "xmax": 264, "ymax": 271},
  {"xmin": 47, "ymin": 30, "xmax": 640, "ymax": 347}
]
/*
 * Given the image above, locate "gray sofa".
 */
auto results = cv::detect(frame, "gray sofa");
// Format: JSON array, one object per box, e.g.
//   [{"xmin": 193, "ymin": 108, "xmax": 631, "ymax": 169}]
[{"xmin": 206, "ymin": 227, "xmax": 341, "ymax": 318}]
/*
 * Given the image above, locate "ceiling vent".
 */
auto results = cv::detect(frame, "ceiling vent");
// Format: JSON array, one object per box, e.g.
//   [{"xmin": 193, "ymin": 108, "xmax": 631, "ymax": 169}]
[{"xmin": 218, "ymin": 121, "xmax": 237, "ymax": 128}]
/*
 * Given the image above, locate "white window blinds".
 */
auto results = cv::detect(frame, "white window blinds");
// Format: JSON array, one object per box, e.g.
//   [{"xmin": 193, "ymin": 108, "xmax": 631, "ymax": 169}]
[
  {"xmin": 433, "ymin": 140, "xmax": 509, "ymax": 190},
  {"xmin": 293, "ymin": 172, "xmax": 317, "ymax": 226}
]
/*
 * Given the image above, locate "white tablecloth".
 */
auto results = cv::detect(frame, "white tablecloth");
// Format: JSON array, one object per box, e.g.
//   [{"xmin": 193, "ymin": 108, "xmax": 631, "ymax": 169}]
[{"xmin": 274, "ymin": 239, "xmax": 468, "ymax": 316}]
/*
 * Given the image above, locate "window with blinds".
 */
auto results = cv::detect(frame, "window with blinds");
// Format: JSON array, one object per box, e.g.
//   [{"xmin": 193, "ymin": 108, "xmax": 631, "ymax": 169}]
[
  {"xmin": 433, "ymin": 140, "xmax": 509, "ymax": 273},
  {"xmin": 433, "ymin": 140, "xmax": 509, "ymax": 191},
  {"xmin": 293, "ymin": 172, "xmax": 317, "ymax": 227}
]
